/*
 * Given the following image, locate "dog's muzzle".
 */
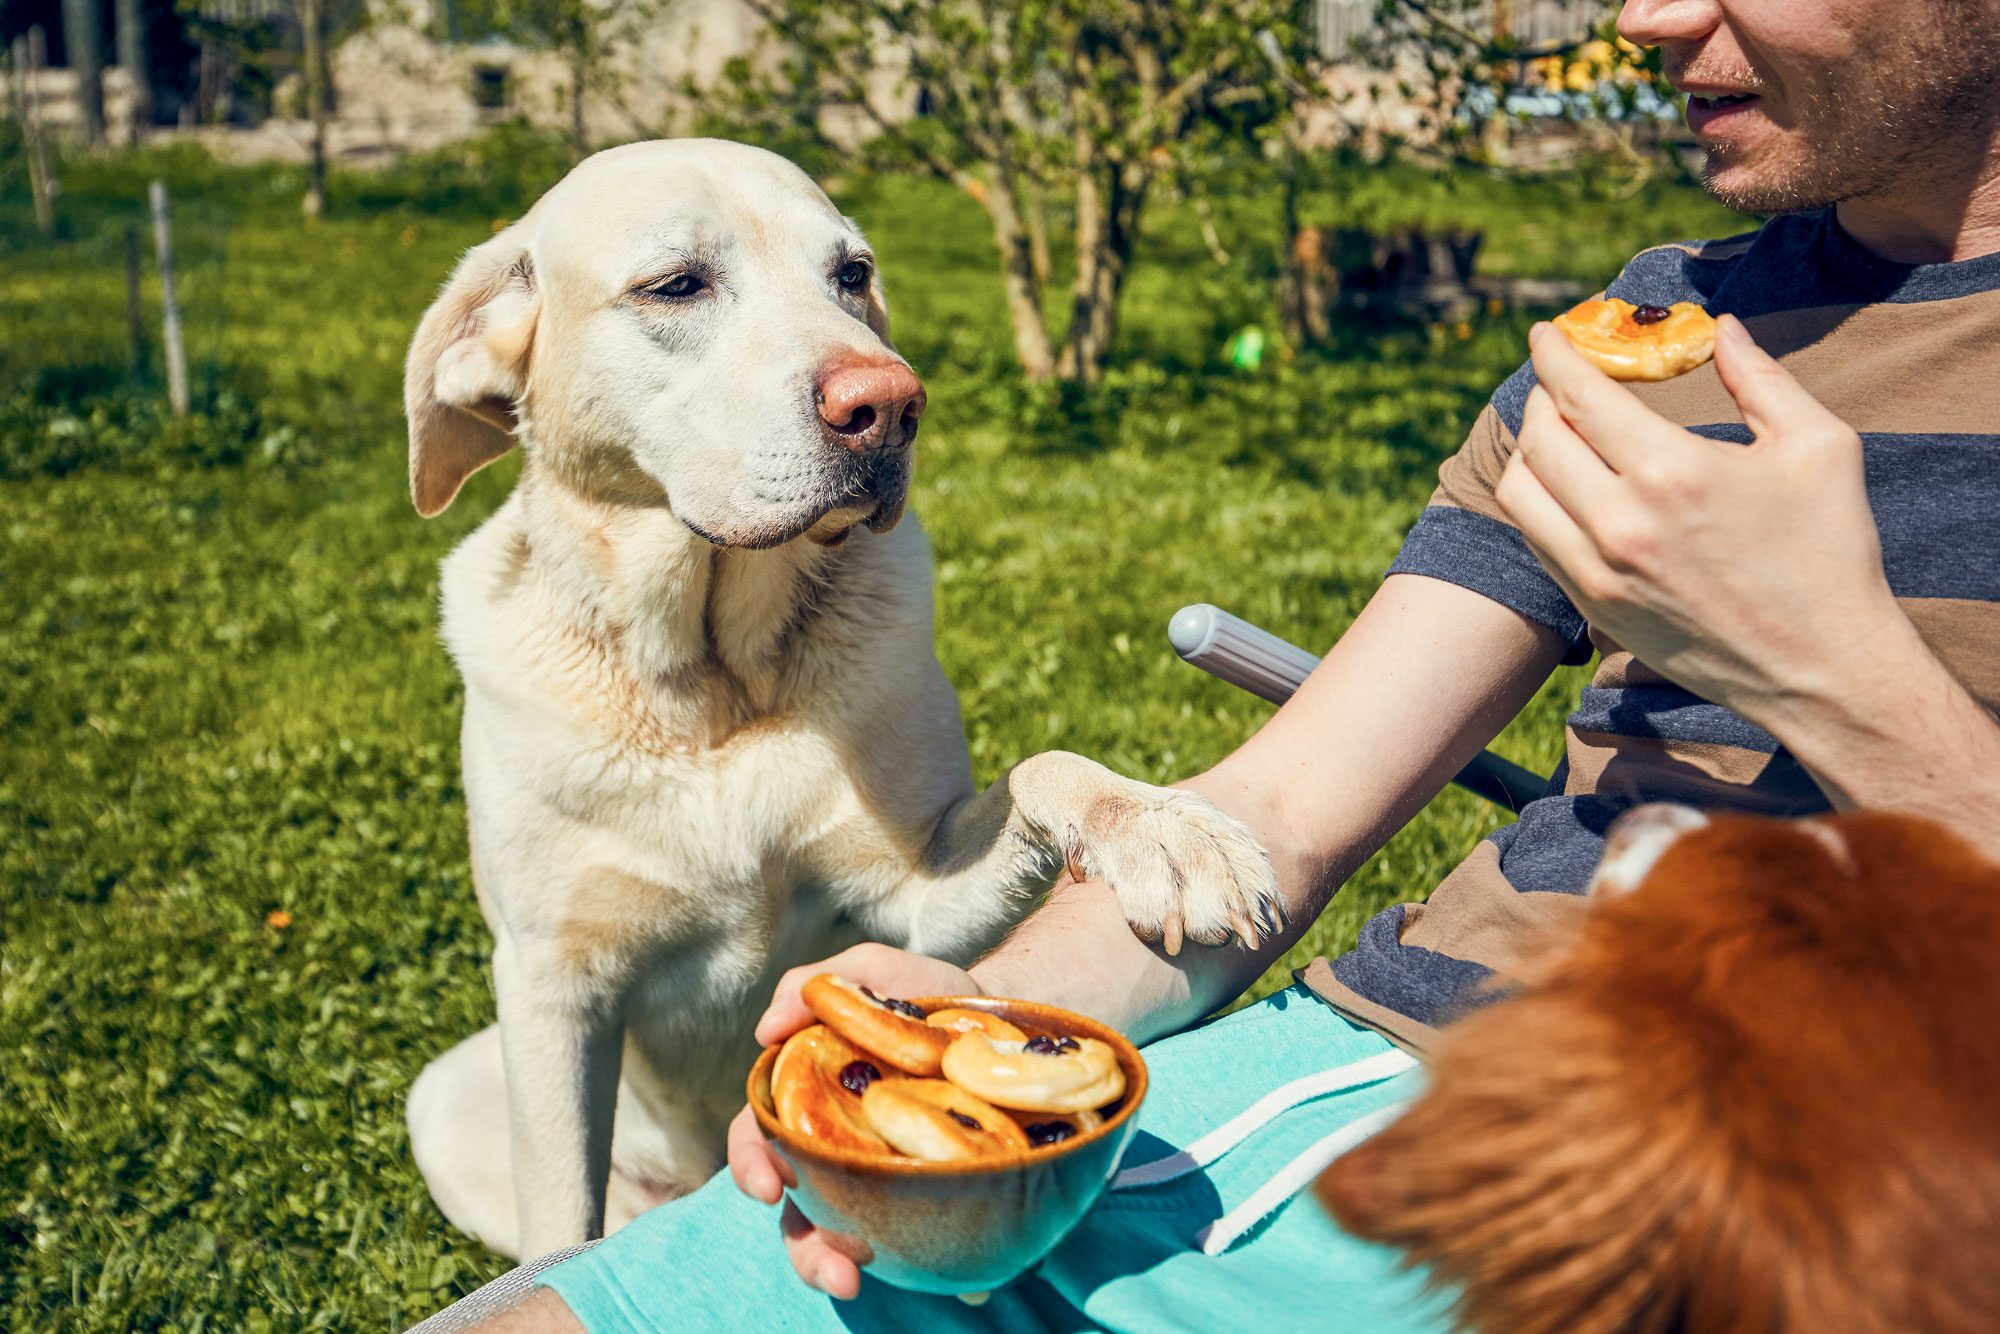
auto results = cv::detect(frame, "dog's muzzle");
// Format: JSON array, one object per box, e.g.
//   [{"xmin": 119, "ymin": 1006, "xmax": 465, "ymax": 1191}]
[{"xmin": 816, "ymin": 356, "xmax": 924, "ymax": 533}]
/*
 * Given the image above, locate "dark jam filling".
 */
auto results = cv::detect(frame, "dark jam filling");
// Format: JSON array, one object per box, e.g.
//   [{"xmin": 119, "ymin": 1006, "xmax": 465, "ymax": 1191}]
[
  {"xmin": 859, "ymin": 985, "xmax": 928, "ymax": 1020},
  {"xmin": 1025, "ymin": 1121, "xmax": 1077, "ymax": 1148},
  {"xmin": 838, "ymin": 1060, "xmax": 881, "ymax": 1095},
  {"xmin": 1632, "ymin": 304, "xmax": 1672, "ymax": 325},
  {"xmin": 1023, "ymin": 1035, "xmax": 1082, "ymax": 1055},
  {"xmin": 946, "ymin": 1109, "xmax": 982, "ymax": 1130}
]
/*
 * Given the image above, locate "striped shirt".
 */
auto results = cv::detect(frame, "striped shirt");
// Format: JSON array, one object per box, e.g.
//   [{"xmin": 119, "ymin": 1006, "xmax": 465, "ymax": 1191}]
[{"xmin": 1304, "ymin": 209, "xmax": 2000, "ymax": 1050}]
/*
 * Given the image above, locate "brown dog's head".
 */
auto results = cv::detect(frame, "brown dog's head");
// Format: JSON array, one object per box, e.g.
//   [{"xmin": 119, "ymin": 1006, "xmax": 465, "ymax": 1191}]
[{"xmin": 1319, "ymin": 808, "xmax": 2000, "ymax": 1334}]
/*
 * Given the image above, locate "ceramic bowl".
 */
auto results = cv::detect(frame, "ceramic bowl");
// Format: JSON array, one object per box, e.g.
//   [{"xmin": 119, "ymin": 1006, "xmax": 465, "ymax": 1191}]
[{"xmin": 747, "ymin": 994, "xmax": 1148, "ymax": 1296}]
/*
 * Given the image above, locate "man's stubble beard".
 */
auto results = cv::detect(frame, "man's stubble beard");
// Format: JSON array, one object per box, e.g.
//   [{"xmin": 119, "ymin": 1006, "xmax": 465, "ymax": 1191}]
[{"xmin": 1698, "ymin": 5, "xmax": 2000, "ymax": 216}]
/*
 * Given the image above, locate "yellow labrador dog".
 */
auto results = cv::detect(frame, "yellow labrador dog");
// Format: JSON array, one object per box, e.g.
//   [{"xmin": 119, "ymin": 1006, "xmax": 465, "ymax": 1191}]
[{"xmin": 402, "ymin": 140, "xmax": 1281, "ymax": 1261}]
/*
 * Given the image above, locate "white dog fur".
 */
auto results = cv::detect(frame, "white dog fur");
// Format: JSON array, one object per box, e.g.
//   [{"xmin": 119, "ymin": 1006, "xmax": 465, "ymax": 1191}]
[{"xmin": 402, "ymin": 140, "xmax": 1282, "ymax": 1261}]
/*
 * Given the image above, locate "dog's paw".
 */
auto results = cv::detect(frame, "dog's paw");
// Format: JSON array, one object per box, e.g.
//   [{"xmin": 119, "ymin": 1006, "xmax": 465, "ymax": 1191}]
[{"xmin": 1067, "ymin": 785, "xmax": 1285, "ymax": 954}]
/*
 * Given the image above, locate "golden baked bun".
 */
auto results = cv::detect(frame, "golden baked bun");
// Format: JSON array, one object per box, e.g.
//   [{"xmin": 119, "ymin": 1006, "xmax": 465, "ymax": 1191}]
[
  {"xmin": 1551, "ymin": 297, "xmax": 1717, "ymax": 381},
  {"xmin": 860, "ymin": 1077, "xmax": 1030, "ymax": 1162},
  {"xmin": 940, "ymin": 1032, "xmax": 1127, "ymax": 1115},
  {"xmin": 801, "ymin": 973, "xmax": 953, "ymax": 1076},
  {"xmin": 1007, "ymin": 1107, "xmax": 1104, "ymax": 1149},
  {"xmin": 771, "ymin": 1024, "xmax": 892, "ymax": 1155},
  {"xmin": 925, "ymin": 1007, "xmax": 1028, "ymax": 1042}
]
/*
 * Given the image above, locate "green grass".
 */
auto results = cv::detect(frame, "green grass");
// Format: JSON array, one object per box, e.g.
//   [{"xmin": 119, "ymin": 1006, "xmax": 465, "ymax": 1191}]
[{"xmin": 0, "ymin": 132, "xmax": 1744, "ymax": 1328}]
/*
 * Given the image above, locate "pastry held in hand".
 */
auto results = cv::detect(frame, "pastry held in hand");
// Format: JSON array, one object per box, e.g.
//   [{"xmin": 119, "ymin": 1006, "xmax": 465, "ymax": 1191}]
[
  {"xmin": 861, "ymin": 1077, "xmax": 1030, "ymax": 1162},
  {"xmin": 1551, "ymin": 297, "xmax": 1717, "ymax": 381},
  {"xmin": 941, "ymin": 1032, "xmax": 1127, "ymax": 1114},
  {"xmin": 801, "ymin": 973, "xmax": 952, "ymax": 1076}
]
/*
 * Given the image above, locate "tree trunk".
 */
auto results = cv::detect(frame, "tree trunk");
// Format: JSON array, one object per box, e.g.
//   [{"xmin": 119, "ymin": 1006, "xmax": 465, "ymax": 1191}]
[
  {"xmin": 1277, "ymin": 139, "xmax": 1332, "ymax": 349},
  {"xmin": 971, "ymin": 161, "xmax": 1056, "ymax": 382},
  {"xmin": 1023, "ymin": 175, "xmax": 1052, "ymax": 283},
  {"xmin": 113, "ymin": 0, "xmax": 150, "ymax": 143},
  {"xmin": 569, "ymin": 49, "xmax": 587, "ymax": 161},
  {"xmin": 301, "ymin": 0, "xmax": 327, "ymax": 218},
  {"xmin": 17, "ymin": 30, "xmax": 57, "ymax": 234},
  {"xmin": 61, "ymin": 0, "xmax": 105, "ymax": 146},
  {"xmin": 1057, "ymin": 161, "xmax": 1145, "ymax": 386}
]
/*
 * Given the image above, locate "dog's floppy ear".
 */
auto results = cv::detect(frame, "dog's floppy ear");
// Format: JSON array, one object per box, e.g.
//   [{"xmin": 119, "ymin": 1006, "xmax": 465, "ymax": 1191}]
[
  {"xmin": 404, "ymin": 222, "xmax": 541, "ymax": 517},
  {"xmin": 1318, "ymin": 999, "xmax": 1695, "ymax": 1334}
]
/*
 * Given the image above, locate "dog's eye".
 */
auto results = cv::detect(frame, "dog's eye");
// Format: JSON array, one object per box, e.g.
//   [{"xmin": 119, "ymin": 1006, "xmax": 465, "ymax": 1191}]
[
  {"xmin": 645, "ymin": 272, "xmax": 704, "ymax": 300},
  {"xmin": 835, "ymin": 260, "xmax": 871, "ymax": 293}
]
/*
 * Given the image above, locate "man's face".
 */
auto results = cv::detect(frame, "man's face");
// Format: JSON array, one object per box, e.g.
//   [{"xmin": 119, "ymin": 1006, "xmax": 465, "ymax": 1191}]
[{"xmin": 1619, "ymin": 0, "xmax": 2000, "ymax": 214}]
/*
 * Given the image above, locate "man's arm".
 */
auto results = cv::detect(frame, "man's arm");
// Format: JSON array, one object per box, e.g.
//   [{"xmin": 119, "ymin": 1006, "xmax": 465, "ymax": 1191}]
[
  {"xmin": 973, "ymin": 571, "xmax": 1569, "ymax": 1041},
  {"xmin": 730, "ymin": 571, "xmax": 1569, "ymax": 1298},
  {"xmin": 1764, "ymin": 621, "xmax": 2000, "ymax": 844},
  {"xmin": 1503, "ymin": 316, "xmax": 2000, "ymax": 858}
]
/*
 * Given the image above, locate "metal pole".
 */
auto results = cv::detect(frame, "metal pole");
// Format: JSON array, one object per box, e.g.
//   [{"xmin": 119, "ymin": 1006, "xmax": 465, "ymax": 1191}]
[
  {"xmin": 301, "ymin": 0, "xmax": 327, "ymax": 218},
  {"xmin": 125, "ymin": 224, "xmax": 147, "ymax": 374},
  {"xmin": 19, "ymin": 30, "xmax": 56, "ymax": 236},
  {"xmin": 149, "ymin": 180, "xmax": 189, "ymax": 419},
  {"xmin": 1168, "ymin": 603, "xmax": 1552, "ymax": 813}
]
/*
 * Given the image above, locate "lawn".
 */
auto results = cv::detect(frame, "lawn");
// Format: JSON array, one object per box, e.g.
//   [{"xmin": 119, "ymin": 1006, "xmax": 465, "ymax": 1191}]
[{"xmin": 0, "ymin": 131, "xmax": 1744, "ymax": 1328}]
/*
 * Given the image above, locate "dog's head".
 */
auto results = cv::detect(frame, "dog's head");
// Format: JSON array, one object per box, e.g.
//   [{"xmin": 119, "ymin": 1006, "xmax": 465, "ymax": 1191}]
[
  {"xmin": 404, "ymin": 139, "xmax": 922, "ymax": 547},
  {"xmin": 1319, "ymin": 807, "xmax": 2000, "ymax": 1334}
]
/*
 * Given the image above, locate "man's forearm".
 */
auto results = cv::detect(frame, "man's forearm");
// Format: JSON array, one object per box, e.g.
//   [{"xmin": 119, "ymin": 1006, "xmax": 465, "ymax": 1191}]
[
  {"xmin": 969, "ymin": 767, "xmax": 1357, "ymax": 1042},
  {"xmin": 1761, "ymin": 611, "xmax": 2000, "ymax": 858},
  {"xmin": 971, "ymin": 575, "xmax": 1567, "ymax": 1041}
]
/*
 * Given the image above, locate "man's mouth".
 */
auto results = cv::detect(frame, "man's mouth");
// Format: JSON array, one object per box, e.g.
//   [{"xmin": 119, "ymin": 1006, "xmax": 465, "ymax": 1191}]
[{"xmin": 1685, "ymin": 91, "xmax": 1760, "ymax": 136}]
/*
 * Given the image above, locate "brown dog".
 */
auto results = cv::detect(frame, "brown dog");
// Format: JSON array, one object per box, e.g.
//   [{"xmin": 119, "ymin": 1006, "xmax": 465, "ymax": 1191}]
[{"xmin": 1319, "ymin": 807, "xmax": 2000, "ymax": 1334}]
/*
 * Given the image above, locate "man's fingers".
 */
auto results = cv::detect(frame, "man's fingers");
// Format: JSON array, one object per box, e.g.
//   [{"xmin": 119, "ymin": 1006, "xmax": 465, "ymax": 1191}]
[
  {"xmin": 1711, "ymin": 314, "xmax": 1850, "ymax": 445},
  {"xmin": 754, "ymin": 963, "xmax": 823, "ymax": 1045},
  {"xmin": 782, "ymin": 1199, "xmax": 861, "ymax": 1300},
  {"xmin": 1526, "ymin": 322, "xmax": 1674, "ymax": 469},
  {"xmin": 1516, "ymin": 386, "xmax": 1619, "ymax": 520},
  {"xmin": 1496, "ymin": 451, "xmax": 1611, "ymax": 595},
  {"xmin": 727, "ymin": 1104, "xmax": 788, "ymax": 1204}
]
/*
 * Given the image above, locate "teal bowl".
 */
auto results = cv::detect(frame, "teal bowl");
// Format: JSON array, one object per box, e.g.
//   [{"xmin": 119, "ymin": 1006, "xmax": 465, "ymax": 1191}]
[{"xmin": 748, "ymin": 995, "xmax": 1148, "ymax": 1296}]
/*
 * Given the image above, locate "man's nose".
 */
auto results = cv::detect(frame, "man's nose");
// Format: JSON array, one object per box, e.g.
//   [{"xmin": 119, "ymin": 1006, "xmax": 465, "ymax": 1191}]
[
  {"xmin": 1617, "ymin": 0, "xmax": 1722, "ymax": 49},
  {"xmin": 816, "ymin": 357, "xmax": 926, "ymax": 453}
]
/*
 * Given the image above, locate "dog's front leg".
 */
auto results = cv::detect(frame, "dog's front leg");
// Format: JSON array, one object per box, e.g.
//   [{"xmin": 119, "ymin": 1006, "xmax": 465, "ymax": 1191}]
[
  {"xmin": 493, "ymin": 936, "xmax": 624, "ymax": 1258},
  {"xmin": 878, "ymin": 750, "xmax": 1284, "ymax": 962}
]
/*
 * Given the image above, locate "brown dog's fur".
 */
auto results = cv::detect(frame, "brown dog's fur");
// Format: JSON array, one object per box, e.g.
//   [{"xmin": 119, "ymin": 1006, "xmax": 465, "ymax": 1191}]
[{"xmin": 1319, "ymin": 811, "xmax": 2000, "ymax": 1334}]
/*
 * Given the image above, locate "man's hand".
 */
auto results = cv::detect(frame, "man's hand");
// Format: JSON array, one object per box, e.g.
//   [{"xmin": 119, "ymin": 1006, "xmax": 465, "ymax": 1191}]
[
  {"xmin": 725, "ymin": 943, "xmax": 977, "ymax": 1300},
  {"xmin": 1496, "ymin": 314, "xmax": 1908, "ymax": 729}
]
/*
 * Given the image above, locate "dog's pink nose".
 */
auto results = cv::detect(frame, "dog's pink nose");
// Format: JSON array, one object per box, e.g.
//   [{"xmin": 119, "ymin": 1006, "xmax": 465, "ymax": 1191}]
[{"xmin": 816, "ymin": 358, "xmax": 926, "ymax": 452}]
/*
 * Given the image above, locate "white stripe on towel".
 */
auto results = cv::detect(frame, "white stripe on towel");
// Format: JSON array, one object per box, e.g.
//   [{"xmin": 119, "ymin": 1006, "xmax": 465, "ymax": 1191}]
[
  {"xmin": 1111, "ymin": 1048, "xmax": 1418, "ymax": 1190},
  {"xmin": 1194, "ymin": 1098, "xmax": 1414, "ymax": 1255}
]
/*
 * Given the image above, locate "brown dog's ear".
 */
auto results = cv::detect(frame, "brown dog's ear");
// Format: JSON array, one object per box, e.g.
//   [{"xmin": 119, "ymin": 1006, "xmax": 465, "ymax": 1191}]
[
  {"xmin": 404, "ymin": 223, "xmax": 541, "ymax": 516},
  {"xmin": 1318, "ymin": 1001, "xmax": 1694, "ymax": 1334}
]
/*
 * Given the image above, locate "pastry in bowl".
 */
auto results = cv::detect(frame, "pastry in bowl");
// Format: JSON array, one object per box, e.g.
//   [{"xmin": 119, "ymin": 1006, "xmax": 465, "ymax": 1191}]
[{"xmin": 747, "ymin": 980, "xmax": 1148, "ymax": 1296}]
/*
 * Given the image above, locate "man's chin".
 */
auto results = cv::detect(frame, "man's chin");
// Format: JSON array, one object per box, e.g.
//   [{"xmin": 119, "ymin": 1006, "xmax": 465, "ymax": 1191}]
[
  {"xmin": 1695, "ymin": 124, "xmax": 1850, "ymax": 216},
  {"xmin": 1699, "ymin": 152, "xmax": 1819, "ymax": 215}
]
